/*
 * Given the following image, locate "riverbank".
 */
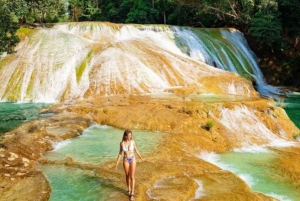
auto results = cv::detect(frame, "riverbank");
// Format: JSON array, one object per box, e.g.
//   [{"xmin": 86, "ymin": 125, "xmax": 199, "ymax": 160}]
[{"xmin": 0, "ymin": 95, "xmax": 299, "ymax": 200}]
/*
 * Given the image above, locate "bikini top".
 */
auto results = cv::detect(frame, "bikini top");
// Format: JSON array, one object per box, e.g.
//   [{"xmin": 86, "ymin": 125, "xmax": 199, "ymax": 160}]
[{"xmin": 122, "ymin": 140, "xmax": 134, "ymax": 153}]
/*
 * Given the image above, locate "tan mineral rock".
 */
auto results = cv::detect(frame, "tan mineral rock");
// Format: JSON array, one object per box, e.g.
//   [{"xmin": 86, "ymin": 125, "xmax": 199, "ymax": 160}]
[{"xmin": 0, "ymin": 95, "xmax": 299, "ymax": 200}]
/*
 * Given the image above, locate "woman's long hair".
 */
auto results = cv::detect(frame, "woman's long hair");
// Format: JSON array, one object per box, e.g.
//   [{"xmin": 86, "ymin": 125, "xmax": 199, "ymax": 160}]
[{"xmin": 122, "ymin": 129, "xmax": 132, "ymax": 141}]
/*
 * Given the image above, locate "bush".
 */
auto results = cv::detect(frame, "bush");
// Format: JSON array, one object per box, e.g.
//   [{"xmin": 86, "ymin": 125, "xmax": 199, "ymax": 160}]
[{"xmin": 202, "ymin": 120, "xmax": 214, "ymax": 131}]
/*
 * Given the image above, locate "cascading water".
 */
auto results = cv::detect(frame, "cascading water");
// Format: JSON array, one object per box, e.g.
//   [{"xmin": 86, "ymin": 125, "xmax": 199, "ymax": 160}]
[
  {"xmin": 214, "ymin": 105, "xmax": 293, "ymax": 148},
  {"xmin": 0, "ymin": 22, "xmax": 273, "ymax": 102},
  {"xmin": 174, "ymin": 27, "xmax": 281, "ymax": 98}
]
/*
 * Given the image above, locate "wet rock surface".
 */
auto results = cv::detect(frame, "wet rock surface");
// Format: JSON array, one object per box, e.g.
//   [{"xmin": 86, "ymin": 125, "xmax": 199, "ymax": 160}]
[
  {"xmin": 0, "ymin": 112, "xmax": 93, "ymax": 201},
  {"xmin": 0, "ymin": 95, "xmax": 298, "ymax": 200},
  {"xmin": 273, "ymin": 146, "xmax": 300, "ymax": 192}
]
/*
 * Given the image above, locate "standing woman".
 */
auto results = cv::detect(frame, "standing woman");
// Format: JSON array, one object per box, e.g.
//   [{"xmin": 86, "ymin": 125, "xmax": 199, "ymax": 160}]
[{"xmin": 115, "ymin": 129, "xmax": 145, "ymax": 201}]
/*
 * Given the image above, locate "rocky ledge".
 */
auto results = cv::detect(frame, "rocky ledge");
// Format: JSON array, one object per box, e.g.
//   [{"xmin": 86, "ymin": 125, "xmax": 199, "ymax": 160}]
[{"xmin": 0, "ymin": 95, "xmax": 299, "ymax": 200}]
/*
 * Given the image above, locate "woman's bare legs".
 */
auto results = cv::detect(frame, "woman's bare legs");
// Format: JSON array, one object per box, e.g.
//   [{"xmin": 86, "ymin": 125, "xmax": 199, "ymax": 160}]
[
  {"xmin": 123, "ymin": 161, "xmax": 131, "ymax": 194},
  {"xmin": 123, "ymin": 158, "xmax": 136, "ymax": 199},
  {"xmin": 129, "ymin": 159, "xmax": 136, "ymax": 196}
]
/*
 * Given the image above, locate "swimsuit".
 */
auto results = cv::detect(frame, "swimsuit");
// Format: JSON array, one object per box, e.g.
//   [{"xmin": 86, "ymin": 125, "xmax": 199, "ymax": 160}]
[
  {"xmin": 124, "ymin": 155, "xmax": 135, "ymax": 164},
  {"xmin": 122, "ymin": 140, "xmax": 135, "ymax": 164},
  {"xmin": 122, "ymin": 140, "xmax": 134, "ymax": 152}
]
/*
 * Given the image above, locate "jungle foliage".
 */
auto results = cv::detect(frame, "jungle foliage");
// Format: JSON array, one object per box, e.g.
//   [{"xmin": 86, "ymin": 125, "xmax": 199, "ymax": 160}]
[
  {"xmin": 0, "ymin": 1, "xmax": 20, "ymax": 55},
  {"xmin": 0, "ymin": 0, "xmax": 299, "ymax": 87}
]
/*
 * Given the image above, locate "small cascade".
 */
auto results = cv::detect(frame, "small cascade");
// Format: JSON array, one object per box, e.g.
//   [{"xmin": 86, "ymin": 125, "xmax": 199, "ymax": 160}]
[{"xmin": 215, "ymin": 105, "xmax": 291, "ymax": 148}]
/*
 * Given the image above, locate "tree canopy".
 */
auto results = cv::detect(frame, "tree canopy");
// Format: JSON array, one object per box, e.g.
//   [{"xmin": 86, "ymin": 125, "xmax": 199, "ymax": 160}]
[
  {"xmin": 1, "ymin": 0, "xmax": 298, "ymax": 52},
  {"xmin": 0, "ymin": 1, "xmax": 20, "ymax": 56}
]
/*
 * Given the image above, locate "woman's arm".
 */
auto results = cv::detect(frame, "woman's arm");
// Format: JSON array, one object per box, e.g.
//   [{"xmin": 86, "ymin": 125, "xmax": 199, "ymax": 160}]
[
  {"xmin": 115, "ymin": 142, "xmax": 123, "ymax": 168},
  {"xmin": 133, "ymin": 141, "xmax": 145, "ymax": 161}
]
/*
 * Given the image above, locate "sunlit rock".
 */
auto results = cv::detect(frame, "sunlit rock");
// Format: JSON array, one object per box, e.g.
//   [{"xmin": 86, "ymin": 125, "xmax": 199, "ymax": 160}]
[{"xmin": 0, "ymin": 22, "xmax": 263, "ymax": 102}]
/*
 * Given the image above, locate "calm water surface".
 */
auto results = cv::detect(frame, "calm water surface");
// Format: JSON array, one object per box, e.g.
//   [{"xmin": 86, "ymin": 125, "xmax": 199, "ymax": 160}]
[
  {"xmin": 0, "ymin": 102, "xmax": 50, "ymax": 134},
  {"xmin": 219, "ymin": 150, "xmax": 299, "ymax": 201},
  {"xmin": 40, "ymin": 125, "xmax": 166, "ymax": 201}
]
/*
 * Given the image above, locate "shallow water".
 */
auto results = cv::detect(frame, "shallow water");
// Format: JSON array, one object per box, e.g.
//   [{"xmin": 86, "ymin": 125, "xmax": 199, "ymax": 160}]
[
  {"xmin": 0, "ymin": 102, "xmax": 50, "ymax": 134},
  {"xmin": 40, "ymin": 125, "xmax": 166, "ymax": 201},
  {"xmin": 3, "ymin": 94, "xmax": 299, "ymax": 200},
  {"xmin": 41, "ymin": 166, "xmax": 112, "ymax": 201},
  {"xmin": 43, "ymin": 125, "xmax": 164, "ymax": 163},
  {"xmin": 200, "ymin": 148, "xmax": 300, "ymax": 201}
]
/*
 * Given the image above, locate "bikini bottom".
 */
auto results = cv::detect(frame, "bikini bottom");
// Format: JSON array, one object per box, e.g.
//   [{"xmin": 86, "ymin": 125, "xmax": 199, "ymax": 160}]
[{"xmin": 124, "ymin": 155, "xmax": 135, "ymax": 164}]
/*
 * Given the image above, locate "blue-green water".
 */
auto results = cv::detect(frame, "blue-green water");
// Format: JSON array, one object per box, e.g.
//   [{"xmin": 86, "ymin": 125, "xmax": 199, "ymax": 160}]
[
  {"xmin": 0, "ymin": 102, "xmax": 50, "ymax": 134},
  {"xmin": 40, "ymin": 125, "xmax": 165, "ymax": 201},
  {"xmin": 42, "ymin": 125, "xmax": 163, "ymax": 163},
  {"xmin": 199, "ymin": 93, "xmax": 300, "ymax": 201},
  {"xmin": 41, "ymin": 166, "xmax": 112, "ymax": 201},
  {"xmin": 283, "ymin": 93, "xmax": 300, "ymax": 128},
  {"xmin": 220, "ymin": 150, "xmax": 299, "ymax": 201},
  {"xmin": 200, "ymin": 148, "xmax": 300, "ymax": 201}
]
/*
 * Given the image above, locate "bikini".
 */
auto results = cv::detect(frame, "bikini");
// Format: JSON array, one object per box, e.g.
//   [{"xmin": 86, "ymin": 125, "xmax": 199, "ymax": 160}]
[{"xmin": 122, "ymin": 140, "xmax": 135, "ymax": 164}]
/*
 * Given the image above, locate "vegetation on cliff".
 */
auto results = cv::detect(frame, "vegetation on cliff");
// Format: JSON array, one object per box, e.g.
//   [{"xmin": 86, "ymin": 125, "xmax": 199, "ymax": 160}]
[{"xmin": 0, "ymin": 2, "xmax": 20, "ymax": 55}]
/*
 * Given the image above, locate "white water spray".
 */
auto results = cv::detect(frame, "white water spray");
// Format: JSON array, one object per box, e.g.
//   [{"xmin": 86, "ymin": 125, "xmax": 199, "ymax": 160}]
[{"xmin": 215, "ymin": 105, "xmax": 291, "ymax": 147}]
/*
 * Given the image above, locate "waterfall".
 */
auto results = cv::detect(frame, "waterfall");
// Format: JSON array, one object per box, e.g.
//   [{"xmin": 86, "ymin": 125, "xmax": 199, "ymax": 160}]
[
  {"xmin": 0, "ymin": 22, "xmax": 273, "ymax": 102},
  {"xmin": 173, "ymin": 27, "xmax": 281, "ymax": 98}
]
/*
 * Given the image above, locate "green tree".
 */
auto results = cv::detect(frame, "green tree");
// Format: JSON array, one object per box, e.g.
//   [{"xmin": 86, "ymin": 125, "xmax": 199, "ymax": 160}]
[
  {"xmin": 108, "ymin": 0, "xmax": 130, "ymax": 22},
  {"xmin": 79, "ymin": 0, "xmax": 100, "ymax": 21},
  {"xmin": 249, "ymin": 12, "xmax": 282, "ymax": 51},
  {"xmin": 95, "ymin": 0, "xmax": 158, "ymax": 24},
  {"xmin": 177, "ymin": 0, "xmax": 255, "ymax": 28},
  {"xmin": 7, "ymin": 0, "xmax": 28, "ymax": 23},
  {"xmin": 165, "ymin": 1, "xmax": 202, "ymax": 26},
  {"xmin": 68, "ymin": 0, "xmax": 84, "ymax": 21},
  {"xmin": 0, "ymin": 1, "xmax": 20, "ymax": 56},
  {"xmin": 124, "ymin": 0, "xmax": 158, "ymax": 24},
  {"xmin": 26, "ymin": 0, "xmax": 68, "ymax": 23},
  {"xmin": 176, "ymin": 0, "xmax": 284, "ymax": 49}
]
